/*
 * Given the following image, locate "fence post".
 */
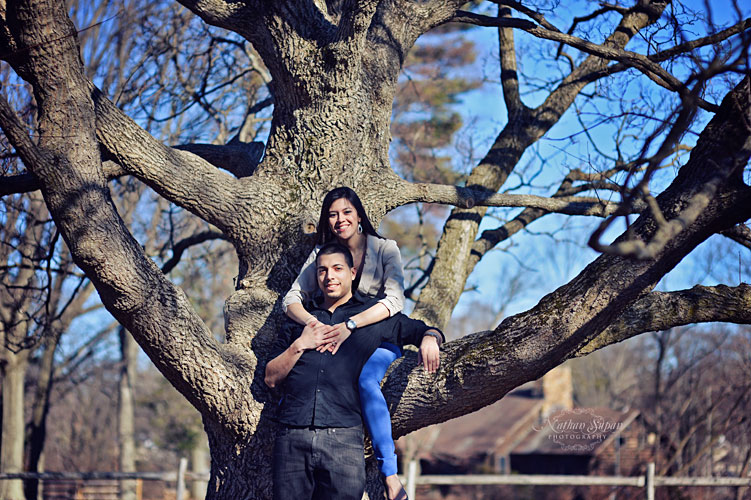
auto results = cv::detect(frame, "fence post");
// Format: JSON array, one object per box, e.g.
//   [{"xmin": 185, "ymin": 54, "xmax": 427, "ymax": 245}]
[
  {"xmin": 176, "ymin": 458, "xmax": 188, "ymax": 500},
  {"xmin": 646, "ymin": 462, "xmax": 655, "ymax": 500},
  {"xmin": 406, "ymin": 460, "xmax": 417, "ymax": 500}
]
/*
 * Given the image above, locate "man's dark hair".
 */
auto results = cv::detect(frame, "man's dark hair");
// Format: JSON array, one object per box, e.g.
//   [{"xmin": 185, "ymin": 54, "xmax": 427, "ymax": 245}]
[{"xmin": 316, "ymin": 242, "xmax": 354, "ymax": 268}]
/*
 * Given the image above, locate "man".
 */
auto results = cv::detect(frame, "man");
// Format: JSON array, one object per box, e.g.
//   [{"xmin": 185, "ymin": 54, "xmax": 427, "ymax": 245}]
[{"xmin": 265, "ymin": 242, "xmax": 443, "ymax": 500}]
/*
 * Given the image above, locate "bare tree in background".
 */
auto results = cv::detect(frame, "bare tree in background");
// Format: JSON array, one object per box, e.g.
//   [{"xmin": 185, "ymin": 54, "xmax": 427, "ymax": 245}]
[{"xmin": 1, "ymin": 0, "xmax": 751, "ymax": 498}]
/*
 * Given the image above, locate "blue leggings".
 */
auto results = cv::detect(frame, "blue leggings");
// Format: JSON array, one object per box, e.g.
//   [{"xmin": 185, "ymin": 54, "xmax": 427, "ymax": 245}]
[{"xmin": 359, "ymin": 342, "xmax": 402, "ymax": 477}]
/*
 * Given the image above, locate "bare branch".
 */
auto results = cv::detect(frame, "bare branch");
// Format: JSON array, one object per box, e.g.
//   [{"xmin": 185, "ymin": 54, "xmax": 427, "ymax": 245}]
[
  {"xmin": 574, "ymin": 17, "xmax": 751, "ymax": 85},
  {"xmin": 160, "ymin": 230, "xmax": 229, "ymax": 275},
  {"xmin": 646, "ymin": 17, "xmax": 751, "ymax": 65},
  {"xmin": 450, "ymin": 9, "xmax": 738, "ymax": 112},
  {"xmin": 495, "ymin": 0, "xmax": 564, "ymax": 33},
  {"xmin": 0, "ymin": 95, "xmax": 52, "ymax": 181},
  {"xmin": 590, "ymin": 77, "xmax": 751, "ymax": 259},
  {"xmin": 466, "ymin": 166, "xmax": 631, "ymax": 269},
  {"xmin": 590, "ymin": 176, "xmax": 724, "ymax": 259},
  {"xmin": 722, "ymin": 224, "xmax": 751, "ymax": 250},
  {"xmin": 399, "ymin": 181, "xmax": 644, "ymax": 217}
]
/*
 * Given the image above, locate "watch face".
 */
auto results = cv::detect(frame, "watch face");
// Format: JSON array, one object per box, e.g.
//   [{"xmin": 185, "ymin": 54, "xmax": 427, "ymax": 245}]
[{"xmin": 346, "ymin": 319, "xmax": 357, "ymax": 330}]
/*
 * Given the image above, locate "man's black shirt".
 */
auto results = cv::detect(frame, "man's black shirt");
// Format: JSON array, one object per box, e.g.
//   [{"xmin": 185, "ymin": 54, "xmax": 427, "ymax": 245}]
[{"xmin": 268, "ymin": 293, "xmax": 442, "ymax": 428}]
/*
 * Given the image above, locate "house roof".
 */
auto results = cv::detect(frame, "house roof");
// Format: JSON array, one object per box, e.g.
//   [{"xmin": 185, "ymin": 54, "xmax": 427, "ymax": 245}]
[
  {"xmin": 399, "ymin": 384, "xmax": 544, "ymax": 462},
  {"xmin": 399, "ymin": 382, "xmax": 640, "ymax": 463}
]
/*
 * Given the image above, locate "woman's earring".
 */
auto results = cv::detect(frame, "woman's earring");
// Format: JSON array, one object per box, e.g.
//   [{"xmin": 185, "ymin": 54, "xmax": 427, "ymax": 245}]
[{"xmin": 358, "ymin": 223, "xmax": 363, "ymax": 234}]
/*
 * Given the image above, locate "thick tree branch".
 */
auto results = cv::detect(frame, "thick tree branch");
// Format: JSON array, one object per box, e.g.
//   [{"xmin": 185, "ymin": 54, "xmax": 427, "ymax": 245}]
[
  {"xmin": 1, "ymin": 172, "xmax": 38, "ymax": 196},
  {"xmin": 0, "ymin": 139, "xmax": 264, "ymax": 196},
  {"xmin": 0, "ymin": 0, "xmax": 248, "ymax": 430},
  {"xmin": 173, "ymin": 142, "xmax": 265, "ymax": 179},
  {"xmin": 90, "ymin": 85, "xmax": 251, "ymax": 234},
  {"xmin": 336, "ymin": 0, "xmax": 379, "ymax": 42},
  {"xmin": 497, "ymin": 6, "xmax": 525, "ymax": 116},
  {"xmin": 1, "ymin": 161, "xmax": 126, "ymax": 196},
  {"xmin": 576, "ymin": 284, "xmax": 751, "ymax": 356},
  {"xmin": 175, "ymin": 0, "xmax": 260, "ymax": 35}
]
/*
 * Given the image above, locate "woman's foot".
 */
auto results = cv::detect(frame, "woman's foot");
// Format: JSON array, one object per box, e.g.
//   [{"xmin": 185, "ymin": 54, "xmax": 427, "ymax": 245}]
[{"xmin": 383, "ymin": 474, "xmax": 408, "ymax": 500}]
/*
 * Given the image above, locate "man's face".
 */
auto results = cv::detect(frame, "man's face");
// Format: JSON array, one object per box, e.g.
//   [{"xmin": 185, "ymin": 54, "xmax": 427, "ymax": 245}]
[{"xmin": 316, "ymin": 252, "xmax": 356, "ymax": 303}]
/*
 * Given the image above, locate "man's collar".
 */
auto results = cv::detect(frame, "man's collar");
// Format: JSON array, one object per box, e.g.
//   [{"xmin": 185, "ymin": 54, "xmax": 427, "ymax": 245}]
[{"xmin": 306, "ymin": 291, "xmax": 368, "ymax": 312}]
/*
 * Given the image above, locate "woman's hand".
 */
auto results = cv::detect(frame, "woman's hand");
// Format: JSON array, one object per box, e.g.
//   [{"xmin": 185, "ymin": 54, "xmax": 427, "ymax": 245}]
[
  {"xmin": 294, "ymin": 323, "xmax": 335, "ymax": 352},
  {"xmin": 316, "ymin": 322, "xmax": 352, "ymax": 355},
  {"xmin": 418, "ymin": 335, "xmax": 441, "ymax": 373},
  {"xmin": 305, "ymin": 316, "xmax": 323, "ymax": 328}
]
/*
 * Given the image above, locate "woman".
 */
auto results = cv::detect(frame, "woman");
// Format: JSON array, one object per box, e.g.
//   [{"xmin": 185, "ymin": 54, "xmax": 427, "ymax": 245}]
[{"xmin": 283, "ymin": 187, "xmax": 409, "ymax": 500}]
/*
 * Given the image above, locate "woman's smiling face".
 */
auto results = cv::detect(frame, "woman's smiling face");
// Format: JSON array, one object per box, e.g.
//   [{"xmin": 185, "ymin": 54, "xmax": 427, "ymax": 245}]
[{"xmin": 327, "ymin": 198, "xmax": 361, "ymax": 241}]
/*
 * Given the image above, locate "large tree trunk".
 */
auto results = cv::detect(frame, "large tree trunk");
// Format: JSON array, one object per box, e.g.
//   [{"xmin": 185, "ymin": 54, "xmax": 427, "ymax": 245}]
[{"xmin": 202, "ymin": 420, "xmax": 275, "ymax": 500}]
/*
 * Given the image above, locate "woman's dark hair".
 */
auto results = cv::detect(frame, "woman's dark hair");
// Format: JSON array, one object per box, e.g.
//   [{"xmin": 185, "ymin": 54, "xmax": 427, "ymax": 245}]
[{"xmin": 316, "ymin": 187, "xmax": 381, "ymax": 245}]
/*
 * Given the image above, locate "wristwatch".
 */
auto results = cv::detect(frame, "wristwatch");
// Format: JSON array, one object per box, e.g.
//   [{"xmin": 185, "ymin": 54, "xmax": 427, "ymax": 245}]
[{"xmin": 346, "ymin": 318, "xmax": 357, "ymax": 331}]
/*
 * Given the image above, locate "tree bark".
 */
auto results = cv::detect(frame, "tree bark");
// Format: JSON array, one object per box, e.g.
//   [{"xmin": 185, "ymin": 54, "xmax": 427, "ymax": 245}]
[{"xmin": 0, "ymin": 1, "xmax": 749, "ymax": 499}]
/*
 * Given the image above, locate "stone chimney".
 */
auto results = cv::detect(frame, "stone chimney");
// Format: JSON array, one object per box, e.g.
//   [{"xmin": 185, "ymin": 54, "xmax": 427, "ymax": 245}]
[{"xmin": 541, "ymin": 365, "xmax": 573, "ymax": 417}]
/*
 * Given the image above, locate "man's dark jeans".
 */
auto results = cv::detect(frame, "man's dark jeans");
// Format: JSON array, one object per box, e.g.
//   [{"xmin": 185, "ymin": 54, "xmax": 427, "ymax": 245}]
[{"xmin": 272, "ymin": 424, "xmax": 366, "ymax": 500}]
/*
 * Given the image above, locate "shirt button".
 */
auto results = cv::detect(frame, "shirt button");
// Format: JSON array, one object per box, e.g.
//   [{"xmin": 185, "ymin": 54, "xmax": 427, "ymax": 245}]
[{"xmin": 317, "ymin": 389, "xmax": 320, "ymax": 392}]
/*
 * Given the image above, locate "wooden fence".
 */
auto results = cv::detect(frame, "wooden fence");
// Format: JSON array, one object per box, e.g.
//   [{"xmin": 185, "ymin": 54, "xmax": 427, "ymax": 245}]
[
  {"xmin": 0, "ymin": 459, "xmax": 201, "ymax": 500},
  {"xmin": 3, "ymin": 460, "xmax": 751, "ymax": 499},
  {"xmin": 401, "ymin": 461, "xmax": 751, "ymax": 499}
]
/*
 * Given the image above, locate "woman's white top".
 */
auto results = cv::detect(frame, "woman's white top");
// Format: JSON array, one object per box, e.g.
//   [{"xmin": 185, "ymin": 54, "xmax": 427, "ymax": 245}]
[{"xmin": 282, "ymin": 236, "xmax": 405, "ymax": 317}]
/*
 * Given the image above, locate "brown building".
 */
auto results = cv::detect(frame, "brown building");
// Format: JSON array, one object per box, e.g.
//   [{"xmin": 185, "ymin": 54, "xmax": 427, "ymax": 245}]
[{"xmin": 398, "ymin": 366, "xmax": 651, "ymax": 479}]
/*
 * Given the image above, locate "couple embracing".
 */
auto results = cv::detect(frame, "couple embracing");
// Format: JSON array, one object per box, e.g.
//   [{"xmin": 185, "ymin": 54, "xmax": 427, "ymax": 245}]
[{"xmin": 265, "ymin": 187, "xmax": 444, "ymax": 500}]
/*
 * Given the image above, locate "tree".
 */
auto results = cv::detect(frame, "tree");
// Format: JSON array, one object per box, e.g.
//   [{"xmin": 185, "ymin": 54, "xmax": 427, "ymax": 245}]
[{"xmin": 1, "ymin": 0, "xmax": 750, "ymax": 498}]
